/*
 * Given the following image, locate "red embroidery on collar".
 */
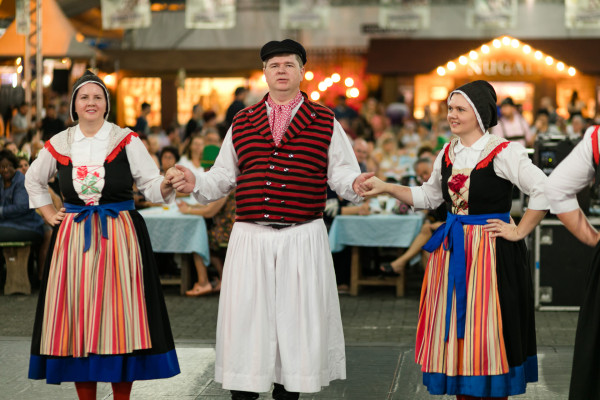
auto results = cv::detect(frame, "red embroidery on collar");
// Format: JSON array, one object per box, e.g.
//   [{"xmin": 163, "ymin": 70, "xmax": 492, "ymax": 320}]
[
  {"xmin": 476, "ymin": 141, "xmax": 509, "ymax": 170},
  {"xmin": 44, "ymin": 141, "xmax": 71, "ymax": 165},
  {"xmin": 444, "ymin": 144, "xmax": 452, "ymax": 167},
  {"xmin": 106, "ymin": 132, "xmax": 138, "ymax": 163}
]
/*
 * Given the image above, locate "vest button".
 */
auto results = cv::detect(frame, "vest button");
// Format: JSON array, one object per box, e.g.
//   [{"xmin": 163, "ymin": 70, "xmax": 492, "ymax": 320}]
[
  {"xmin": 269, "ymin": 165, "xmax": 275, "ymax": 169},
  {"xmin": 284, "ymin": 168, "xmax": 289, "ymax": 172},
  {"xmin": 288, "ymin": 154, "xmax": 294, "ymax": 158},
  {"xmin": 280, "ymin": 200, "xmax": 285, "ymax": 204},
  {"xmin": 266, "ymin": 181, "xmax": 272, "ymax": 186},
  {"xmin": 281, "ymin": 184, "xmax": 286, "ymax": 188},
  {"xmin": 248, "ymin": 109, "xmax": 254, "ymax": 113},
  {"xmin": 265, "ymin": 197, "xmax": 270, "ymax": 201},
  {"xmin": 311, "ymin": 113, "xmax": 316, "ymax": 118},
  {"xmin": 264, "ymin": 214, "xmax": 269, "ymax": 218},
  {"xmin": 274, "ymin": 152, "xmax": 279, "ymax": 156},
  {"xmin": 280, "ymin": 216, "xmax": 285, "ymax": 220}
]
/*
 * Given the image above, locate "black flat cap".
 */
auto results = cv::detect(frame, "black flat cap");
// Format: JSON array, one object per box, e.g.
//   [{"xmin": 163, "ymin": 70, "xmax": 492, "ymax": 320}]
[{"xmin": 260, "ymin": 39, "xmax": 307, "ymax": 65}]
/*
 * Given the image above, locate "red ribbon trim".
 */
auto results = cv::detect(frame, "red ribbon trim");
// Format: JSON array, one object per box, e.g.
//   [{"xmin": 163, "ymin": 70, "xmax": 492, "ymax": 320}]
[
  {"xmin": 475, "ymin": 141, "xmax": 509, "ymax": 170},
  {"xmin": 106, "ymin": 132, "xmax": 138, "ymax": 163},
  {"xmin": 44, "ymin": 141, "xmax": 71, "ymax": 165}
]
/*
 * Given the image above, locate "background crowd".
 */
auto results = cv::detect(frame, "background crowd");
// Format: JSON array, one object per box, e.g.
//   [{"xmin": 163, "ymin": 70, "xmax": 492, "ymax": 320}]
[{"xmin": 1, "ymin": 84, "xmax": 598, "ymax": 294}]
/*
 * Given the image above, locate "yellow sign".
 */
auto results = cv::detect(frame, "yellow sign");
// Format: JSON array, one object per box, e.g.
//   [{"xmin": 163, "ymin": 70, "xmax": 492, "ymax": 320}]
[{"xmin": 466, "ymin": 59, "xmax": 538, "ymax": 77}]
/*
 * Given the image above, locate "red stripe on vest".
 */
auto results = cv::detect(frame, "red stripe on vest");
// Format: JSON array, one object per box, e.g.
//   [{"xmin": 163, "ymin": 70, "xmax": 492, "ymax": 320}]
[
  {"xmin": 592, "ymin": 125, "xmax": 600, "ymax": 165},
  {"xmin": 231, "ymin": 93, "xmax": 334, "ymax": 223}
]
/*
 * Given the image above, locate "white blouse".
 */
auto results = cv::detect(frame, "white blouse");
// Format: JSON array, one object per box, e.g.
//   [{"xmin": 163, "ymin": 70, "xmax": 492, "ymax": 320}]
[
  {"xmin": 411, "ymin": 132, "xmax": 549, "ymax": 212},
  {"xmin": 545, "ymin": 126, "xmax": 597, "ymax": 214},
  {"xmin": 191, "ymin": 98, "xmax": 362, "ymax": 205},
  {"xmin": 26, "ymin": 121, "xmax": 172, "ymax": 208}
]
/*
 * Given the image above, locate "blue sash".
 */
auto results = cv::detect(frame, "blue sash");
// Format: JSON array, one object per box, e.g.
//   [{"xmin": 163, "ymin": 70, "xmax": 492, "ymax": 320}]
[
  {"xmin": 64, "ymin": 200, "xmax": 135, "ymax": 252},
  {"xmin": 423, "ymin": 211, "xmax": 510, "ymax": 341}
]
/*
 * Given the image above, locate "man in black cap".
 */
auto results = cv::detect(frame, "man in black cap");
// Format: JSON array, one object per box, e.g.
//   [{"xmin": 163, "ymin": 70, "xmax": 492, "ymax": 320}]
[
  {"xmin": 490, "ymin": 96, "xmax": 533, "ymax": 147},
  {"xmin": 169, "ymin": 39, "xmax": 372, "ymax": 400}
]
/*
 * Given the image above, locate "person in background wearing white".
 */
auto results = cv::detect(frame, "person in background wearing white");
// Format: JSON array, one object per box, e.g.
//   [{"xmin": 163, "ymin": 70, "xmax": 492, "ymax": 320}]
[{"xmin": 545, "ymin": 125, "xmax": 600, "ymax": 400}]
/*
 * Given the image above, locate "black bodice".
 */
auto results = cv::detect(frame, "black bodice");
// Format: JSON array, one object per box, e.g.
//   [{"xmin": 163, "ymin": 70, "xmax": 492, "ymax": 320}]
[
  {"xmin": 57, "ymin": 147, "xmax": 134, "ymax": 205},
  {"xmin": 441, "ymin": 153, "xmax": 513, "ymax": 215}
]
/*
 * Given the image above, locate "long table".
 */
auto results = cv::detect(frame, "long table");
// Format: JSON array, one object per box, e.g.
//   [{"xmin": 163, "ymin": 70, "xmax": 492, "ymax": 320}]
[
  {"xmin": 138, "ymin": 203, "xmax": 210, "ymax": 295},
  {"xmin": 329, "ymin": 214, "xmax": 424, "ymax": 296}
]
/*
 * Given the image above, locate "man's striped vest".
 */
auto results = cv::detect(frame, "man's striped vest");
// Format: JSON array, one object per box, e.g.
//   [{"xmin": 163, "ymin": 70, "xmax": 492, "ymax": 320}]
[{"xmin": 231, "ymin": 92, "xmax": 334, "ymax": 223}]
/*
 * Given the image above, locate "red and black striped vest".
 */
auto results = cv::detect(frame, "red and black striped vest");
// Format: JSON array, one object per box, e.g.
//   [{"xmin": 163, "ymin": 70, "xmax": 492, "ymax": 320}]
[{"xmin": 231, "ymin": 92, "xmax": 334, "ymax": 223}]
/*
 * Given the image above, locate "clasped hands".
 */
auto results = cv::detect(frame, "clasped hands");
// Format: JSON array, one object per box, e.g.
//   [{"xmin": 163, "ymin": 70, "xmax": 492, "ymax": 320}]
[
  {"xmin": 353, "ymin": 172, "xmax": 388, "ymax": 198},
  {"xmin": 164, "ymin": 165, "xmax": 196, "ymax": 194}
]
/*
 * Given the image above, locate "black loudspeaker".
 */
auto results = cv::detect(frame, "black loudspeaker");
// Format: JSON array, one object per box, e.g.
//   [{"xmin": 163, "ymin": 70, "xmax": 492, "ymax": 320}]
[
  {"xmin": 533, "ymin": 136, "xmax": 580, "ymax": 176},
  {"xmin": 533, "ymin": 136, "xmax": 593, "ymax": 214},
  {"xmin": 51, "ymin": 69, "xmax": 69, "ymax": 94},
  {"xmin": 535, "ymin": 220, "xmax": 598, "ymax": 309}
]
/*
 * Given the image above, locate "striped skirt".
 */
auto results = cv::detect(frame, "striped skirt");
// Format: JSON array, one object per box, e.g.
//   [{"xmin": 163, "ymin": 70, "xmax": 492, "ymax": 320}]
[
  {"xmin": 416, "ymin": 225, "xmax": 537, "ymax": 397},
  {"xmin": 29, "ymin": 210, "xmax": 180, "ymax": 383}
]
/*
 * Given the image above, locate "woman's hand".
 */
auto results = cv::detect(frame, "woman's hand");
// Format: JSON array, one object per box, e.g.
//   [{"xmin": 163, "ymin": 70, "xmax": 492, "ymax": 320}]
[
  {"xmin": 352, "ymin": 172, "xmax": 374, "ymax": 196},
  {"xmin": 171, "ymin": 165, "xmax": 197, "ymax": 194},
  {"xmin": 47, "ymin": 207, "xmax": 66, "ymax": 227},
  {"xmin": 176, "ymin": 200, "xmax": 190, "ymax": 214},
  {"xmin": 164, "ymin": 166, "xmax": 184, "ymax": 185},
  {"xmin": 358, "ymin": 202, "xmax": 370, "ymax": 215},
  {"xmin": 485, "ymin": 217, "xmax": 521, "ymax": 241},
  {"xmin": 360, "ymin": 176, "xmax": 389, "ymax": 198}
]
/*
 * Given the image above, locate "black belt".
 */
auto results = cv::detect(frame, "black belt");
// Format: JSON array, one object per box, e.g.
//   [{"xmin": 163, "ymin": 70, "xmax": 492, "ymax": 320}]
[
  {"xmin": 254, "ymin": 220, "xmax": 312, "ymax": 230},
  {"xmin": 266, "ymin": 224, "xmax": 294, "ymax": 230}
]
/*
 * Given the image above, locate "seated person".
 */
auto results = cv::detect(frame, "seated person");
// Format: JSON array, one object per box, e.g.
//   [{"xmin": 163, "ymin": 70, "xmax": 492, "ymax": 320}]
[
  {"xmin": 176, "ymin": 192, "xmax": 235, "ymax": 296},
  {"xmin": 324, "ymin": 187, "xmax": 370, "ymax": 293},
  {"xmin": 175, "ymin": 144, "xmax": 233, "ymax": 296},
  {"xmin": 380, "ymin": 157, "xmax": 446, "ymax": 275},
  {"xmin": 0, "ymin": 150, "xmax": 45, "ymax": 268},
  {"xmin": 135, "ymin": 146, "xmax": 180, "ymax": 209}
]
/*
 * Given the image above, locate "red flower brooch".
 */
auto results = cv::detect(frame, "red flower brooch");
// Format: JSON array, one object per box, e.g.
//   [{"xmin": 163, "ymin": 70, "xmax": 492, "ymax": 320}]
[
  {"xmin": 76, "ymin": 166, "xmax": 88, "ymax": 180},
  {"xmin": 448, "ymin": 173, "xmax": 468, "ymax": 193}
]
